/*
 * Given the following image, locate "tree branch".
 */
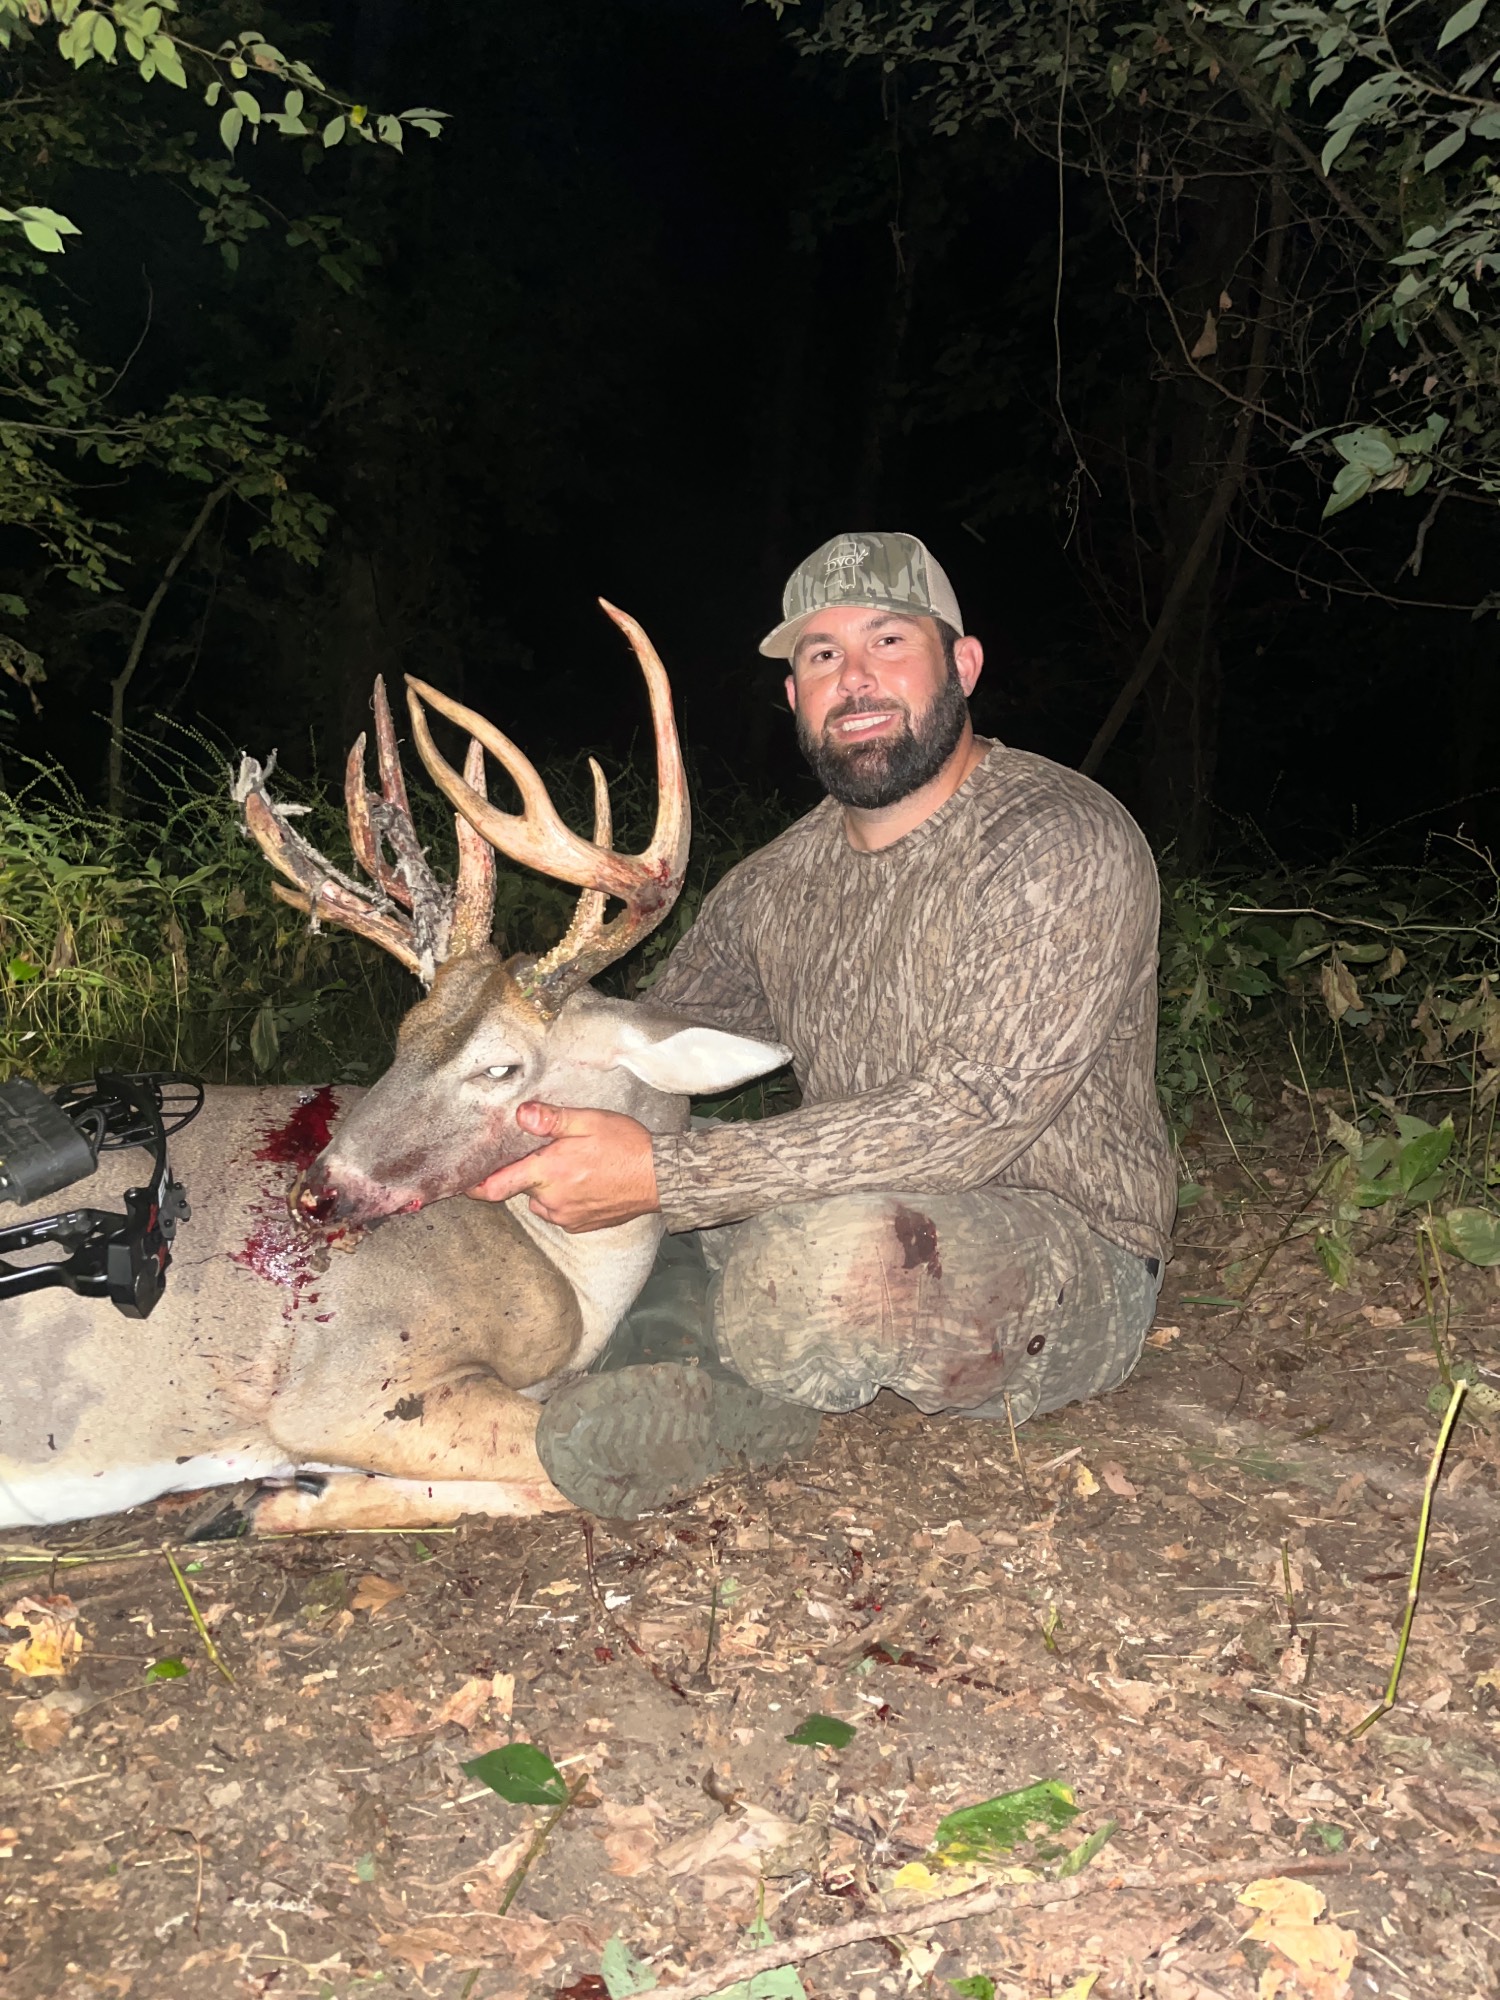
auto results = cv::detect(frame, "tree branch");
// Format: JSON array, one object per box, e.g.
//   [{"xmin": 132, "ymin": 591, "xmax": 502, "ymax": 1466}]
[{"xmin": 107, "ymin": 478, "xmax": 234, "ymax": 817}]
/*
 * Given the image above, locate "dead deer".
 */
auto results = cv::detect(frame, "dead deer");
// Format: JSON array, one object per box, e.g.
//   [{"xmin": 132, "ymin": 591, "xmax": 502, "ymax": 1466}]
[{"xmin": 0, "ymin": 603, "xmax": 788, "ymax": 1535}]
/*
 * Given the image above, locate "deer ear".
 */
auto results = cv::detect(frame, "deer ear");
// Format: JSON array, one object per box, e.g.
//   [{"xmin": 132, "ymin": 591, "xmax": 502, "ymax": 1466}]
[{"xmin": 607, "ymin": 1022, "xmax": 792, "ymax": 1095}]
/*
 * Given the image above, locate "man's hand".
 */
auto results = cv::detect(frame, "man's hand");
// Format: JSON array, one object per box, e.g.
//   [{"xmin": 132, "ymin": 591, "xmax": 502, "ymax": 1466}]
[{"xmin": 466, "ymin": 1103, "xmax": 659, "ymax": 1232}]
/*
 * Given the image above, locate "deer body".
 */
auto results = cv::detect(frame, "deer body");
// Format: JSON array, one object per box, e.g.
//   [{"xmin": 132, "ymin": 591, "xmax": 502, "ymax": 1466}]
[{"xmin": 0, "ymin": 605, "xmax": 787, "ymax": 1535}]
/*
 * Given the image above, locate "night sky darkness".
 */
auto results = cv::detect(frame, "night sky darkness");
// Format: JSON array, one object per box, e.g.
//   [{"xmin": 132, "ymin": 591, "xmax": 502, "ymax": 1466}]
[{"xmin": 10, "ymin": 0, "xmax": 1499, "ymax": 861}]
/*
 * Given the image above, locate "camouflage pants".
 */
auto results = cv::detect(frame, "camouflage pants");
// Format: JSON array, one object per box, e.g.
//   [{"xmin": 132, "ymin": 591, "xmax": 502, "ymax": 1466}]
[{"xmin": 607, "ymin": 1189, "xmax": 1161, "ymax": 1425}]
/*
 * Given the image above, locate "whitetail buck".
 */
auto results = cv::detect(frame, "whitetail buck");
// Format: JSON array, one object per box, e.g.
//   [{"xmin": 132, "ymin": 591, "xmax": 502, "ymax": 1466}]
[{"xmin": 0, "ymin": 603, "xmax": 788, "ymax": 1535}]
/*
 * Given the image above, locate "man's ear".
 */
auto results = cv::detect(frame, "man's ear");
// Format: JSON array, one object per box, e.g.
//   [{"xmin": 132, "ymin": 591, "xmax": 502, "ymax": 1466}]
[
  {"xmin": 955, "ymin": 634, "xmax": 984, "ymax": 698},
  {"xmin": 590, "ymin": 1016, "xmax": 793, "ymax": 1095},
  {"xmin": 784, "ymin": 671, "xmax": 798, "ymax": 714}
]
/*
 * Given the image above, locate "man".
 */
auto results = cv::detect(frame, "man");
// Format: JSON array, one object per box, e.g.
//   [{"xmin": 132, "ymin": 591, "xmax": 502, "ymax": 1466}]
[{"xmin": 470, "ymin": 532, "xmax": 1175, "ymax": 1517}]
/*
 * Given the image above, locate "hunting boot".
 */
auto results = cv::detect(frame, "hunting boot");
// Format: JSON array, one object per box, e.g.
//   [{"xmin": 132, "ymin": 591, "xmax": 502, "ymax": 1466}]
[{"xmin": 533, "ymin": 1229, "xmax": 821, "ymax": 1518}]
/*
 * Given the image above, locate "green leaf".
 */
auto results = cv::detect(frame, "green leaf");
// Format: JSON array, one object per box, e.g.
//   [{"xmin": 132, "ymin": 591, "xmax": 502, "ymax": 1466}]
[
  {"xmin": 1175, "ymin": 1182, "xmax": 1204, "ymax": 1212},
  {"xmin": 249, "ymin": 1000, "xmax": 279, "ymax": 1072},
  {"xmin": 219, "ymin": 105, "xmax": 243, "ymax": 154},
  {"xmin": 933, "ymin": 1782, "xmax": 1077, "ymax": 1864},
  {"xmin": 1424, "ymin": 125, "xmax": 1469, "ymax": 173},
  {"xmin": 1444, "ymin": 1206, "xmax": 1500, "ymax": 1266},
  {"xmin": 1304, "ymin": 1820, "xmax": 1346, "ymax": 1850},
  {"xmin": 354, "ymin": 1851, "xmax": 376, "ymax": 1880},
  {"xmin": 152, "ymin": 33, "xmax": 185, "ymax": 87},
  {"xmin": 15, "ymin": 205, "xmax": 80, "ymax": 254},
  {"xmin": 145, "ymin": 1656, "xmax": 187, "ymax": 1680},
  {"xmin": 1315, "ymin": 1235, "xmax": 1353, "ymax": 1287},
  {"xmin": 1439, "ymin": 0, "xmax": 1488, "ymax": 48},
  {"xmin": 92, "ymin": 10, "xmax": 115, "ymax": 60},
  {"xmin": 949, "ymin": 1982, "xmax": 996, "ymax": 2000},
  {"xmin": 1106, "ymin": 53, "xmax": 1129, "ymax": 97},
  {"xmin": 704, "ymin": 1970, "xmax": 807, "ymax": 2000},
  {"xmin": 323, "ymin": 114, "xmax": 346, "ymax": 148},
  {"xmin": 1398, "ymin": 1118, "xmax": 1453, "ymax": 1193},
  {"xmin": 1055, "ymin": 1816, "xmax": 1117, "ymax": 1877},
  {"xmin": 784, "ymin": 1711, "xmax": 855, "ymax": 1748},
  {"xmin": 600, "ymin": 1935, "xmax": 659, "ymax": 1998},
  {"xmin": 5, "ymin": 956, "xmax": 41, "ymax": 983},
  {"xmin": 1322, "ymin": 464, "xmax": 1371, "ymax": 519},
  {"xmin": 460, "ymin": 1742, "xmax": 567, "ymax": 1806},
  {"xmin": 1320, "ymin": 123, "xmax": 1356, "ymax": 174}
]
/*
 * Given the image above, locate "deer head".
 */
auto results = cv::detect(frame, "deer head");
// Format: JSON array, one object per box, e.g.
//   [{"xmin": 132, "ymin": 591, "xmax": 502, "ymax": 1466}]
[{"xmin": 234, "ymin": 601, "xmax": 786, "ymax": 1226}]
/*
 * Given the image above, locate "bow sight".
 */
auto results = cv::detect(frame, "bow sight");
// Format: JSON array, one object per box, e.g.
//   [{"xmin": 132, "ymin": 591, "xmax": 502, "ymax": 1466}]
[{"xmin": 0, "ymin": 1072, "xmax": 201, "ymax": 1318}]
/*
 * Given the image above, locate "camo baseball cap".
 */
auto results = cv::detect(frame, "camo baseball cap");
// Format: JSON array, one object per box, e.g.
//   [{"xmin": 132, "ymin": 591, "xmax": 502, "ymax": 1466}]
[{"xmin": 759, "ymin": 530, "xmax": 964, "ymax": 660}]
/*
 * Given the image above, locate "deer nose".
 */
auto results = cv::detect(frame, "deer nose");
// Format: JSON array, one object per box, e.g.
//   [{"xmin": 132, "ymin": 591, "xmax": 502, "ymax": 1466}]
[{"xmin": 293, "ymin": 1156, "xmax": 342, "ymax": 1223}]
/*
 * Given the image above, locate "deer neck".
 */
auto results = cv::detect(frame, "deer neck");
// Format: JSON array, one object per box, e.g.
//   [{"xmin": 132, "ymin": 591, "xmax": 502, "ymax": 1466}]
[{"xmin": 505, "ymin": 1195, "xmax": 666, "ymax": 1378}]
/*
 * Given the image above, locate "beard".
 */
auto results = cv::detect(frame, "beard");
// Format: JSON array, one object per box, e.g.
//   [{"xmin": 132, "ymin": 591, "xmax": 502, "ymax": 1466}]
[{"xmin": 797, "ymin": 663, "xmax": 971, "ymax": 810}]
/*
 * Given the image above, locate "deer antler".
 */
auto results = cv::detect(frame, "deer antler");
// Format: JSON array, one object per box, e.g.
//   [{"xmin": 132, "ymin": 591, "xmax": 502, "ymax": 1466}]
[
  {"xmin": 232, "ymin": 677, "xmax": 496, "ymax": 990},
  {"xmin": 405, "ymin": 599, "xmax": 690, "ymax": 1015}
]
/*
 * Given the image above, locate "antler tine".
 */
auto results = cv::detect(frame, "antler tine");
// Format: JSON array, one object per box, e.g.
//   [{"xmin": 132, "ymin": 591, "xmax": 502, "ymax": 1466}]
[
  {"xmin": 404, "ymin": 679, "xmax": 642, "ymax": 900},
  {"xmin": 404, "ymin": 602, "xmax": 691, "ymax": 1015},
  {"xmin": 232, "ymin": 755, "xmax": 427, "ymax": 982},
  {"xmin": 596, "ymin": 596, "xmax": 690, "ymax": 891},
  {"xmin": 449, "ymin": 735, "xmax": 497, "ymax": 956},
  {"xmin": 408, "ymin": 600, "xmax": 696, "ymax": 1016}
]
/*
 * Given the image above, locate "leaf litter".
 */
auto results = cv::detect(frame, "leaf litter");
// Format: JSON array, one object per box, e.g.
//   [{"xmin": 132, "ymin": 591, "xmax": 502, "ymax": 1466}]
[{"xmin": 3, "ymin": 1113, "xmax": 1500, "ymax": 1997}]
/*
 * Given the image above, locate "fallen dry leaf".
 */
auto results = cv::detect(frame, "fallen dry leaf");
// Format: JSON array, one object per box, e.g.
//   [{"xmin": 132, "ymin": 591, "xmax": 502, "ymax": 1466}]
[
  {"xmin": 491, "ymin": 1670, "xmax": 515, "ymax": 1719},
  {"xmin": 1238, "ymin": 1876, "xmax": 1357, "ymax": 2000},
  {"xmin": 2, "ymin": 1595, "xmax": 82, "ymax": 1678},
  {"xmin": 596, "ymin": 1799, "xmax": 659, "ymax": 1877},
  {"xmin": 380, "ymin": 1911, "xmax": 558, "ymax": 1978},
  {"xmin": 659, "ymin": 1803, "xmax": 799, "ymax": 1915},
  {"xmin": 1100, "ymin": 1460, "xmax": 1138, "ymax": 1499},
  {"xmin": 367, "ymin": 1688, "xmax": 427, "ymax": 1747},
  {"xmin": 1074, "ymin": 1464, "xmax": 1100, "ymax": 1498},
  {"xmin": 351, "ymin": 1573, "xmax": 407, "ymax": 1618},
  {"xmin": 430, "ymin": 1675, "xmax": 493, "ymax": 1732},
  {"xmin": 1279, "ymin": 1633, "xmax": 1311, "ymax": 1688},
  {"xmin": 1146, "ymin": 1323, "xmax": 1181, "ymax": 1348},
  {"xmin": 1101, "ymin": 1676, "xmax": 1166, "ymax": 1720},
  {"xmin": 11, "ymin": 1697, "xmax": 73, "ymax": 1751}
]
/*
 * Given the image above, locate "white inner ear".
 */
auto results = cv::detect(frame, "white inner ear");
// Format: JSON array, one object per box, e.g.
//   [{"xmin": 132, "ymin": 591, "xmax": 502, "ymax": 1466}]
[{"xmin": 611, "ymin": 1025, "xmax": 792, "ymax": 1095}]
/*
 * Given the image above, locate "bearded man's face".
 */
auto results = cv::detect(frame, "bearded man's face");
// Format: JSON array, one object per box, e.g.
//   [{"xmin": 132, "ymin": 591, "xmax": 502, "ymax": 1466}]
[{"xmin": 788, "ymin": 610, "xmax": 971, "ymax": 809}]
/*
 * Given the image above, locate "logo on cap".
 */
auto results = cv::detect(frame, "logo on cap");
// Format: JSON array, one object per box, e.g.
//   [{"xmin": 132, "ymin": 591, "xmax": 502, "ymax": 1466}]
[{"xmin": 824, "ymin": 540, "xmax": 870, "ymax": 572}]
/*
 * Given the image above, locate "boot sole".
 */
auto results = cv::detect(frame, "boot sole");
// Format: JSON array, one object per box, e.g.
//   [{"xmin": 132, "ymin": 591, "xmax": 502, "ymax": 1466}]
[{"xmin": 535, "ymin": 1363, "xmax": 821, "ymax": 1519}]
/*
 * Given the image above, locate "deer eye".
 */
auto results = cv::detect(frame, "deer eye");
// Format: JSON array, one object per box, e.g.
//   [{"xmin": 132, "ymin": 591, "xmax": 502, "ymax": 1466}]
[{"xmin": 484, "ymin": 1064, "xmax": 515, "ymax": 1079}]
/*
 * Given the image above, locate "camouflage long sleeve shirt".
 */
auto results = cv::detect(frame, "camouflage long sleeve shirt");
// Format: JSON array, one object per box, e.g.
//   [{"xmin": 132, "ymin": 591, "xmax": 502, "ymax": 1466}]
[{"xmin": 647, "ymin": 741, "xmax": 1175, "ymax": 1267}]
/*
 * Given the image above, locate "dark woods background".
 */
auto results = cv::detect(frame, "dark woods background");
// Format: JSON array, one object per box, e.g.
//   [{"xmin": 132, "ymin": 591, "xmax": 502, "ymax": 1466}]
[{"xmin": 3, "ymin": 0, "xmax": 1497, "ymax": 868}]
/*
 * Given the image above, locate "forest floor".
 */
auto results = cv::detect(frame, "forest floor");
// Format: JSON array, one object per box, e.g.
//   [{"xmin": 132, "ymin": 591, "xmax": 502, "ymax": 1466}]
[{"xmin": 3, "ymin": 1103, "xmax": 1500, "ymax": 2000}]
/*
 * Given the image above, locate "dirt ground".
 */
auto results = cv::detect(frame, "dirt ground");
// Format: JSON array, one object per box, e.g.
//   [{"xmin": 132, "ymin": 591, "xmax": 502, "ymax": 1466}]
[{"xmin": 4, "ymin": 1119, "xmax": 1500, "ymax": 2000}]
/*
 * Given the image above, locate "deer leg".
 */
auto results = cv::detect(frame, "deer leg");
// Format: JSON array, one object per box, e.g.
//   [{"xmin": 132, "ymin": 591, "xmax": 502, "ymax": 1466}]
[
  {"xmin": 246, "ymin": 1468, "xmax": 571, "ymax": 1534},
  {"xmin": 254, "ymin": 1371, "xmax": 572, "ymax": 1532}
]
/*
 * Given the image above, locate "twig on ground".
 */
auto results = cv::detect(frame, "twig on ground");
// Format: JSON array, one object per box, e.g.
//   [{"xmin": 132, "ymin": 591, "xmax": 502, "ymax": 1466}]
[
  {"xmin": 1351, "ymin": 1376, "xmax": 1469, "ymax": 1739},
  {"xmin": 659, "ymin": 1853, "xmax": 1436, "ymax": 1999},
  {"xmin": 820, "ymin": 1591, "xmax": 934, "ymax": 1669},
  {"xmin": 164, "ymin": 1549, "xmax": 234, "ymax": 1685},
  {"xmin": 1003, "ymin": 1392, "xmax": 1037, "ymax": 1509}
]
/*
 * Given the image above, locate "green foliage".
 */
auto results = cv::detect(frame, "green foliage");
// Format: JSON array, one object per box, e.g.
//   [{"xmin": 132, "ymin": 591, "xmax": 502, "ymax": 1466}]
[
  {"xmin": 459, "ymin": 1741, "xmax": 568, "ymax": 1806},
  {"xmin": 0, "ymin": 0, "xmax": 444, "ymax": 719},
  {"xmin": 783, "ymin": 1711, "xmax": 856, "ymax": 1748},
  {"xmin": 779, "ymin": 0, "xmax": 1500, "ymax": 565},
  {"xmin": 600, "ymin": 1935, "xmax": 659, "ymax": 1999},
  {"xmin": 143, "ymin": 1655, "xmax": 186, "ymax": 1679},
  {"xmin": 932, "ymin": 1780, "xmax": 1078, "ymax": 1865}
]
